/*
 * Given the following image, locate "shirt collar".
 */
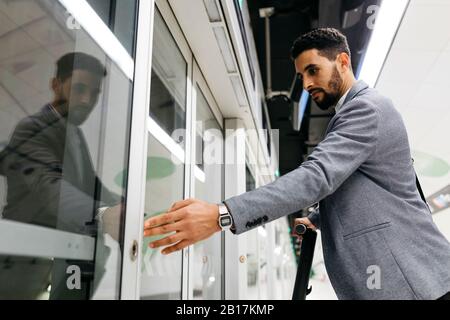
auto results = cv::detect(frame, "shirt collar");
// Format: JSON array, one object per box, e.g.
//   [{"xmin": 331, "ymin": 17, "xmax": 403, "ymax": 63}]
[
  {"xmin": 48, "ymin": 103, "xmax": 63, "ymax": 119},
  {"xmin": 335, "ymin": 88, "xmax": 351, "ymax": 114}
]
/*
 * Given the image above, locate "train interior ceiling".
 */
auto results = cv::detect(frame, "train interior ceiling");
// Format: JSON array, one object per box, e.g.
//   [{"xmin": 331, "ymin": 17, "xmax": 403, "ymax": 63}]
[{"xmin": 0, "ymin": 0, "xmax": 449, "ymax": 300}]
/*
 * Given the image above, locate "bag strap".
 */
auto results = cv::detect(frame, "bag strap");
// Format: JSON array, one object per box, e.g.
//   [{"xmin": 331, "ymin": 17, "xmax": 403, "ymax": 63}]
[
  {"xmin": 415, "ymin": 173, "xmax": 427, "ymax": 204},
  {"xmin": 412, "ymin": 158, "xmax": 427, "ymax": 204}
]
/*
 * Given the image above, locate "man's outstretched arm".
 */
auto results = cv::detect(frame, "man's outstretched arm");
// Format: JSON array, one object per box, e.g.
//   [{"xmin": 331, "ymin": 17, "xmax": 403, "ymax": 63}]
[{"xmin": 144, "ymin": 100, "xmax": 379, "ymax": 254}]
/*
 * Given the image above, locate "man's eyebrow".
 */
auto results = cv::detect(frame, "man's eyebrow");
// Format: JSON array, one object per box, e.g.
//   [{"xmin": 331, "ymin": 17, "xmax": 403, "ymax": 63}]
[{"xmin": 303, "ymin": 64, "xmax": 317, "ymax": 73}]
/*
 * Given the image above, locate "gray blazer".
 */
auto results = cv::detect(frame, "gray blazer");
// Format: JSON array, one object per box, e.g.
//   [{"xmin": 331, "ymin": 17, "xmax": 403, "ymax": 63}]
[{"xmin": 225, "ymin": 81, "xmax": 450, "ymax": 300}]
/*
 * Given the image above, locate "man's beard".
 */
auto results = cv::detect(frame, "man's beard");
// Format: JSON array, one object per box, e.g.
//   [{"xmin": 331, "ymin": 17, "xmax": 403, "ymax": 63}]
[
  {"xmin": 54, "ymin": 99, "xmax": 93, "ymax": 126},
  {"xmin": 314, "ymin": 66, "xmax": 343, "ymax": 111},
  {"xmin": 67, "ymin": 106, "xmax": 92, "ymax": 126}
]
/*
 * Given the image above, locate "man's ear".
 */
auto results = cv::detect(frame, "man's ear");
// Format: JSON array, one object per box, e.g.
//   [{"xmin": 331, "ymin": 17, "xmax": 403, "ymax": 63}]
[
  {"xmin": 337, "ymin": 53, "xmax": 351, "ymax": 72},
  {"xmin": 51, "ymin": 77, "xmax": 60, "ymax": 93}
]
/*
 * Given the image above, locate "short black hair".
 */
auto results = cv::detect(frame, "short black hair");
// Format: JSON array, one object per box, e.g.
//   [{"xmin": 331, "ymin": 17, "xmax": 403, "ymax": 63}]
[
  {"xmin": 291, "ymin": 28, "xmax": 351, "ymax": 62},
  {"xmin": 56, "ymin": 52, "xmax": 107, "ymax": 81}
]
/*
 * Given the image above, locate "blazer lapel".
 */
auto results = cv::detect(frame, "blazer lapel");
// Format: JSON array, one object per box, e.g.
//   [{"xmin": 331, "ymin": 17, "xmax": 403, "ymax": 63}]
[
  {"xmin": 325, "ymin": 80, "xmax": 370, "ymax": 135},
  {"xmin": 343, "ymin": 80, "xmax": 369, "ymax": 105}
]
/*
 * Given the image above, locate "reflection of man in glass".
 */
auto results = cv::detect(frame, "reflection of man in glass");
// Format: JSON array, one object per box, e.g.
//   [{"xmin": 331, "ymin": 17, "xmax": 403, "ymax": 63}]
[{"xmin": 0, "ymin": 52, "xmax": 121, "ymax": 299}]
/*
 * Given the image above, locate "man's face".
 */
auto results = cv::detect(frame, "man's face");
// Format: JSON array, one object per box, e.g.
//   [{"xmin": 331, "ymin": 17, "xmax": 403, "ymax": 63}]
[
  {"xmin": 53, "ymin": 69, "xmax": 103, "ymax": 125},
  {"xmin": 295, "ymin": 49, "xmax": 344, "ymax": 110}
]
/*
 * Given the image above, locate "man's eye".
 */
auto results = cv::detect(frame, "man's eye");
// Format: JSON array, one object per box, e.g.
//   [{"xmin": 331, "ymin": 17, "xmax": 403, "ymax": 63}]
[{"xmin": 308, "ymin": 68, "xmax": 318, "ymax": 76}]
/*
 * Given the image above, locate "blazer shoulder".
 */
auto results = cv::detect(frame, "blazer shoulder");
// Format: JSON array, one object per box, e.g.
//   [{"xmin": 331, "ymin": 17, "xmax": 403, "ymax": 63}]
[
  {"xmin": 353, "ymin": 87, "xmax": 394, "ymax": 110},
  {"xmin": 9, "ymin": 109, "xmax": 63, "ymax": 147},
  {"xmin": 340, "ymin": 89, "xmax": 396, "ymax": 123},
  {"xmin": 11, "ymin": 114, "xmax": 46, "ymax": 141},
  {"xmin": 338, "ymin": 92, "xmax": 382, "ymax": 122}
]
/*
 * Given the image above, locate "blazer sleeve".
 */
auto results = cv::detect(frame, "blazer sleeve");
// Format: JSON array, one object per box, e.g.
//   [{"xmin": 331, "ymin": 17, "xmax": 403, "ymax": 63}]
[{"xmin": 224, "ymin": 100, "xmax": 380, "ymax": 235}]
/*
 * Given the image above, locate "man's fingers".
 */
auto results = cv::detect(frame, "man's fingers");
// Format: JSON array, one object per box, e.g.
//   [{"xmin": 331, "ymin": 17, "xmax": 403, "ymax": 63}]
[
  {"xmin": 144, "ymin": 214, "xmax": 169, "ymax": 229},
  {"xmin": 161, "ymin": 240, "xmax": 192, "ymax": 255},
  {"xmin": 148, "ymin": 232, "xmax": 185, "ymax": 249},
  {"xmin": 143, "ymin": 221, "xmax": 184, "ymax": 237},
  {"xmin": 294, "ymin": 218, "xmax": 317, "ymax": 231},
  {"xmin": 169, "ymin": 198, "xmax": 196, "ymax": 212},
  {"xmin": 144, "ymin": 208, "xmax": 187, "ymax": 228}
]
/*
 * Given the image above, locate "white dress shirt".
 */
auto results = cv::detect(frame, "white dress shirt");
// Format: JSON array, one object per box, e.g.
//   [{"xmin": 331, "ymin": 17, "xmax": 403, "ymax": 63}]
[{"xmin": 334, "ymin": 88, "xmax": 351, "ymax": 114}]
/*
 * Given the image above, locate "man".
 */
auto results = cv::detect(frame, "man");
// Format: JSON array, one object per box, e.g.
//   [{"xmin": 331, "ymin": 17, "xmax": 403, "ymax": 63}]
[
  {"xmin": 144, "ymin": 29, "xmax": 450, "ymax": 300},
  {"xmin": 0, "ymin": 52, "xmax": 121, "ymax": 299}
]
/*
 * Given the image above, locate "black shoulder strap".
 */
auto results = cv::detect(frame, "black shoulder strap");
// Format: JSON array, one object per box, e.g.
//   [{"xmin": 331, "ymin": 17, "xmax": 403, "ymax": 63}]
[
  {"xmin": 415, "ymin": 172, "xmax": 427, "ymax": 204},
  {"xmin": 412, "ymin": 158, "xmax": 427, "ymax": 204}
]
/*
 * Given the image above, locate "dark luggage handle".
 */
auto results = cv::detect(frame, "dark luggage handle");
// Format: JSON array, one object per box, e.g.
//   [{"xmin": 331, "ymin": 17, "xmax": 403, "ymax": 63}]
[
  {"xmin": 295, "ymin": 223, "xmax": 307, "ymax": 235},
  {"xmin": 292, "ymin": 223, "xmax": 317, "ymax": 300}
]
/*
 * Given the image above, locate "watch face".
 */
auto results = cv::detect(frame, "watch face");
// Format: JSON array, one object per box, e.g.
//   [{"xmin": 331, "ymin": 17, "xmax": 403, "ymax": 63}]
[{"xmin": 220, "ymin": 216, "xmax": 232, "ymax": 227}]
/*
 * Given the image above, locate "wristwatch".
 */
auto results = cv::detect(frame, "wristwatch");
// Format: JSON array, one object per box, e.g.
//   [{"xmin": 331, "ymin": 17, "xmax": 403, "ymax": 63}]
[{"xmin": 218, "ymin": 203, "xmax": 233, "ymax": 231}]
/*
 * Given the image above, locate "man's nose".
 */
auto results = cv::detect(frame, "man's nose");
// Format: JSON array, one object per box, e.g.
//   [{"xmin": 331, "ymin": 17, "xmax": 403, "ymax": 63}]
[
  {"xmin": 303, "ymin": 78, "xmax": 314, "ymax": 91},
  {"xmin": 80, "ymin": 93, "xmax": 91, "ymax": 105},
  {"xmin": 81, "ymin": 92, "xmax": 98, "ymax": 106}
]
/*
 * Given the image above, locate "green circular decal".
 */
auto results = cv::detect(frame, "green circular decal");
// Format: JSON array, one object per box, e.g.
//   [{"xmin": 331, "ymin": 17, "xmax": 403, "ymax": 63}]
[
  {"xmin": 115, "ymin": 157, "xmax": 176, "ymax": 187},
  {"xmin": 412, "ymin": 150, "xmax": 450, "ymax": 177},
  {"xmin": 146, "ymin": 156, "xmax": 176, "ymax": 179}
]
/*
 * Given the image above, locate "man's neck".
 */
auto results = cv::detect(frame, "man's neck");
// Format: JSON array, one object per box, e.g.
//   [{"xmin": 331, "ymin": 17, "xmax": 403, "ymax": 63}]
[
  {"xmin": 50, "ymin": 99, "xmax": 70, "ymax": 118},
  {"xmin": 339, "ymin": 75, "xmax": 357, "ymax": 100},
  {"xmin": 334, "ymin": 75, "xmax": 357, "ymax": 113}
]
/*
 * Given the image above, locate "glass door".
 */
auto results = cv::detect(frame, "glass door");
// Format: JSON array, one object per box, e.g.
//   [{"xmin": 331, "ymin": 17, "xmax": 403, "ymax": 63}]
[
  {"xmin": 0, "ymin": 0, "xmax": 138, "ymax": 299},
  {"xmin": 190, "ymin": 62, "xmax": 224, "ymax": 300},
  {"xmin": 139, "ymin": 1, "xmax": 192, "ymax": 300},
  {"xmin": 244, "ymin": 166, "xmax": 259, "ymax": 299}
]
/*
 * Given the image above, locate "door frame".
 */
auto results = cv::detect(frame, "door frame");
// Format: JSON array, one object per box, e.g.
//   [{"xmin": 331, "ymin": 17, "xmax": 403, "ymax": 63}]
[
  {"xmin": 120, "ymin": 0, "xmax": 155, "ymax": 300},
  {"xmin": 121, "ymin": 0, "xmax": 196, "ymax": 300},
  {"xmin": 154, "ymin": 0, "xmax": 194, "ymax": 300}
]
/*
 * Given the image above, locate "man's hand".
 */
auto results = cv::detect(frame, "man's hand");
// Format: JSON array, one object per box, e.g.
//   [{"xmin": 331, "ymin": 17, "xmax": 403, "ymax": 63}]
[
  {"xmin": 144, "ymin": 199, "xmax": 221, "ymax": 255},
  {"xmin": 293, "ymin": 217, "xmax": 317, "ymax": 240}
]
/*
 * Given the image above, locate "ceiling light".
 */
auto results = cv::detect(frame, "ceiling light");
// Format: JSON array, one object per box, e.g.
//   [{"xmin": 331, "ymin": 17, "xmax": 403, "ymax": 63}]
[
  {"xmin": 213, "ymin": 26, "xmax": 238, "ymax": 74},
  {"xmin": 358, "ymin": 0, "xmax": 409, "ymax": 87},
  {"xmin": 58, "ymin": 0, "xmax": 134, "ymax": 80},
  {"xmin": 203, "ymin": 0, "xmax": 222, "ymax": 23},
  {"xmin": 230, "ymin": 75, "xmax": 248, "ymax": 107},
  {"xmin": 148, "ymin": 117, "xmax": 185, "ymax": 164},
  {"xmin": 293, "ymin": 90, "xmax": 309, "ymax": 131}
]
